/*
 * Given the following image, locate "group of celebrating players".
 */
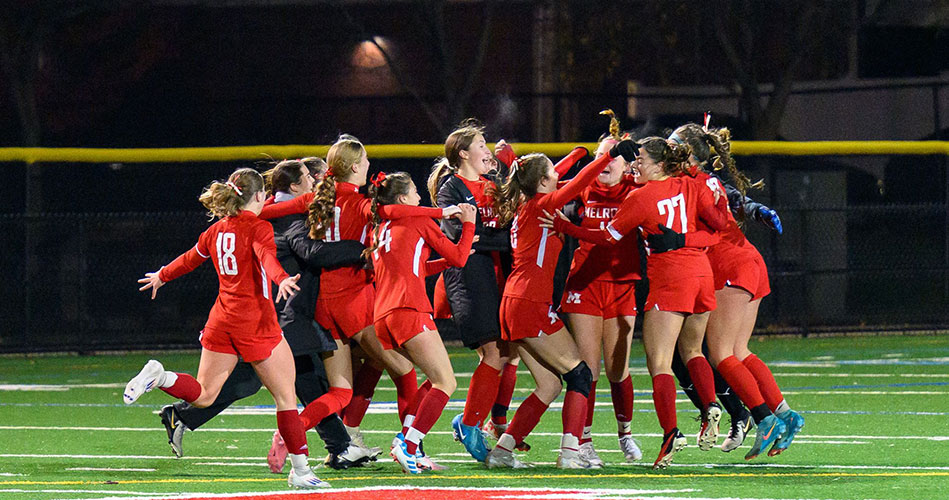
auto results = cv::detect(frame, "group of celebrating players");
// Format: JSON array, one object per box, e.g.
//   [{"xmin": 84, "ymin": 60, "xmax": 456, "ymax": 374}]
[{"xmin": 122, "ymin": 111, "xmax": 805, "ymax": 489}]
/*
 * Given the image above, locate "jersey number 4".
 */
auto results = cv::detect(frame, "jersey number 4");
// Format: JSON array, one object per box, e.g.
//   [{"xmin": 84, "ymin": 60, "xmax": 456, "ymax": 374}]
[
  {"xmin": 657, "ymin": 194, "xmax": 688, "ymax": 232},
  {"xmin": 216, "ymin": 232, "xmax": 238, "ymax": 275}
]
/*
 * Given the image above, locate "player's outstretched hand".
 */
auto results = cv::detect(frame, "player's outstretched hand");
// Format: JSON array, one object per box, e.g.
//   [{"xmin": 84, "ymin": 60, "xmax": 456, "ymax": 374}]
[
  {"xmin": 757, "ymin": 206, "xmax": 783, "ymax": 234},
  {"xmin": 137, "ymin": 270, "xmax": 165, "ymax": 300},
  {"xmin": 277, "ymin": 274, "xmax": 301, "ymax": 302},
  {"xmin": 441, "ymin": 205, "xmax": 462, "ymax": 219},
  {"xmin": 458, "ymin": 203, "xmax": 477, "ymax": 224},
  {"xmin": 538, "ymin": 209, "xmax": 569, "ymax": 232}
]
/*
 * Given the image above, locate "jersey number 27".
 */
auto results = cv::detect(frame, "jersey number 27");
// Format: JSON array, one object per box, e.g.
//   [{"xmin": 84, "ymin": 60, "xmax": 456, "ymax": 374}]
[{"xmin": 657, "ymin": 194, "xmax": 688, "ymax": 232}]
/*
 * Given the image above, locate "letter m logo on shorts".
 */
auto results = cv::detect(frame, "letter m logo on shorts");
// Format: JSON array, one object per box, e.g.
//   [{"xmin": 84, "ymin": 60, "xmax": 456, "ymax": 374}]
[{"xmin": 565, "ymin": 291, "xmax": 582, "ymax": 304}]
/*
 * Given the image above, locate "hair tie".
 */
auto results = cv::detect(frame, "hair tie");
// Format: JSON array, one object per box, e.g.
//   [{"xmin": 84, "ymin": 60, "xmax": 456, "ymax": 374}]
[
  {"xmin": 370, "ymin": 171, "xmax": 387, "ymax": 187},
  {"xmin": 668, "ymin": 132, "xmax": 684, "ymax": 145},
  {"xmin": 225, "ymin": 181, "xmax": 243, "ymax": 196},
  {"xmin": 703, "ymin": 111, "xmax": 712, "ymax": 131}
]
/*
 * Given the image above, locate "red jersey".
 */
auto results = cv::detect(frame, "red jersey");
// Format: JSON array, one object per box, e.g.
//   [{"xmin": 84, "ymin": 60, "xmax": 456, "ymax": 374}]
[
  {"xmin": 456, "ymin": 174, "xmax": 500, "ymax": 227},
  {"xmin": 372, "ymin": 217, "xmax": 475, "ymax": 319},
  {"xmin": 692, "ymin": 170, "xmax": 753, "ymax": 249},
  {"xmin": 607, "ymin": 176, "xmax": 728, "ymax": 282},
  {"xmin": 567, "ymin": 177, "xmax": 643, "ymax": 287},
  {"xmin": 503, "ymin": 151, "xmax": 614, "ymax": 303},
  {"xmin": 159, "ymin": 211, "xmax": 289, "ymax": 336}
]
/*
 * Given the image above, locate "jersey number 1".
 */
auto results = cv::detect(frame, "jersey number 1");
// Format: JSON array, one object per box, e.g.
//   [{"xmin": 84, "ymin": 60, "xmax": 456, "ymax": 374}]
[
  {"xmin": 657, "ymin": 194, "xmax": 688, "ymax": 232},
  {"xmin": 216, "ymin": 232, "xmax": 238, "ymax": 275}
]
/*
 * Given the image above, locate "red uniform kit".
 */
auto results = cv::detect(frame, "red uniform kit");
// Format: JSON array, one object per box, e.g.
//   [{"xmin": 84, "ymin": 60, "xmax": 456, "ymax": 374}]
[
  {"xmin": 605, "ymin": 175, "xmax": 729, "ymax": 314},
  {"xmin": 455, "ymin": 174, "xmax": 501, "ymax": 227},
  {"xmin": 372, "ymin": 216, "xmax": 475, "ymax": 349},
  {"xmin": 500, "ymin": 152, "xmax": 613, "ymax": 341},
  {"xmin": 560, "ymin": 178, "xmax": 642, "ymax": 319},
  {"xmin": 694, "ymin": 171, "xmax": 771, "ymax": 300},
  {"xmin": 158, "ymin": 211, "xmax": 289, "ymax": 362}
]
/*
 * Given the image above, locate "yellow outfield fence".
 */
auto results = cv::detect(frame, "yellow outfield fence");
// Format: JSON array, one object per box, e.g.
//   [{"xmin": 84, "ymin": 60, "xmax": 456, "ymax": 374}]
[{"xmin": 0, "ymin": 141, "xmax": 947, "ymax": 164}]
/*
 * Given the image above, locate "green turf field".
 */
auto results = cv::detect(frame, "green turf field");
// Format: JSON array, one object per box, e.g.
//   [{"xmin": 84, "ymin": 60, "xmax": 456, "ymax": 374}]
[{"xmin": 1, "ymin": 334, "xmax": 948, "ymax": 500}]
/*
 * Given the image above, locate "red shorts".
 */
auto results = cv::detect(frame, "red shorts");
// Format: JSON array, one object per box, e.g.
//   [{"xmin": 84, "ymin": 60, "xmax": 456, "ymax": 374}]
[
  {"xmin": 560, "ymin": 280, "xmax": 638, "ymax": 319},
  {"xmin": 500, "ymin": 296, "xmax": 564, "ymax": 341},
  {"xmin": 200, "ymin": 327, "xmax": 282, "ymax": 363},
  {"xmin": 315, "ymin": 284, "xmax": 375, "ymax": 340},
  {"xmin": 645, "ymin": 275, "xmax": 716, "ymax": 314},
  {"xmin": 708, "ymin": 244, "xmax": 771, "ymax": 300},
  {"xmin": 374, "ymin": 308, "xmax": 437, "ymax": 350}
]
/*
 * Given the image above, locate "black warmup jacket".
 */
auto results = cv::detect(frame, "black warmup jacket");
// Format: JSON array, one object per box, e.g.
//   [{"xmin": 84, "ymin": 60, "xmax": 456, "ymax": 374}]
[
  {"xmin": 270, "ymin": 211, "xmax": 365, "ymax": 355},
  {"xmin": 436, "ymin": 174, "xmax": 511, "ymax": 348}
]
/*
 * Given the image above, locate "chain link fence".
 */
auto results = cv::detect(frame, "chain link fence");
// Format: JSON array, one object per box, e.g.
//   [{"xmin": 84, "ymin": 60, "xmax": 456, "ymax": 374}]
[{"xmin": 1, "ymin": 154, "xmax": 946, "ymax": 352}]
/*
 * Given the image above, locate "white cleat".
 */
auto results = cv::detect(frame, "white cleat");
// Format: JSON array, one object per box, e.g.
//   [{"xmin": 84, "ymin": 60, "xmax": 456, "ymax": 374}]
[
  {"xmin": 485, "ymin": 446, "xmax": 529, "ymax": 469},
  {"xmin": 287, "ymin": 468, "xmax": 329, "ymax": 489},
  {"xmin": 578, "ymin": 441, "xmax": 604, "ymax": 468},
  {"xmin": 123, "ymin": 360, "xmax": 165, "ymax": 405},
  {"xmin": 697, "ymin": 402, "xmax": 722, "ymax": 451},
  {"xmin": 721, "ymin": 413, "xmax": 753, "ymax": 452},
  {"xmin": 618, "ymin": 434, "xmax": 643, "ymax": 462},
  {"xmin": 556, "ymin": 448, "xmax": 593, "ymax": 469}
]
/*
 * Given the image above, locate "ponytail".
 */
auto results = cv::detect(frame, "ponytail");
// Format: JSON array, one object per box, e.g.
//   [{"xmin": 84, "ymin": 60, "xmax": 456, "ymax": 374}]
[
  {"xmin": 198, "ymin": 167, "xmax": 263, "ymax": 220},
  {"xmin": 362, "ymin": 172, "xmax": 414, "ymax": 261},
  {"xmin": 309, "ymin": 137, "xmax": 365, "ymax": 239},
  {"xmin": 494, "ymin": 153, "xmax": 549, "ymax": 227},
  {"xmin": 427, "ymin": 158, "xmax": 456, "ymax": 203}
]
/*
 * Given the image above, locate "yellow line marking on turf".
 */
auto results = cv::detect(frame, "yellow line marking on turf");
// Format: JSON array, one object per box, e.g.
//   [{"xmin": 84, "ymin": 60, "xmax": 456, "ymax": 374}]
[{"xmin": 4, "ymin": 471, "xmax": 949, "ymax": 486}]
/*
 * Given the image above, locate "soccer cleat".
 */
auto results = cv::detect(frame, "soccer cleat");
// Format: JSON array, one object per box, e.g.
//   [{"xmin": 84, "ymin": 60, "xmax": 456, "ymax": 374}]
[
  {"xmin": 159, "ymin": 404, "xmax": 188, "ymax": 458},
  {"xmin": 451, "ymin": 413, "xmax": 489, "ymax": 462},
  {"xmin": 697, "ymin": 402, "xmax": 723, "ymax": 451},
  {"xmin": 415, "ymin": 449, "xmax": 449, "ymax": 471},
  {"xmin": 324, "ymin": 442, "xmax": 375, "ymax": 470},
  {"xmin": 287, "ymin": 468, "xmax": 330, "ymax": 489},
  {"xmin": 618, "ymin": 434, "xmax": 643, "ymax": 462},
  {"xmin": 482, "ymin": 420, "xmax": 531, "ymax": 451},
  {"xmin": 556, "ymin": 447, "xmax": 593, "ymax": 469},
  {"xmin": 268, "ymin": 430, "xmax": 288, "ymax": 473},
  {"xmin": 768, "ymin": 410, "xmax": 805, "ymax": 456},
  {"xmin": 485, "ymin": 446, "xmax": 529, "ymax": 469},
  {"xmin": 653, "ymin": 428, "xmax": 687, "ymax": 470},
  {"xmin": 123, "ymin": 360, "xmax": 165, "ymax": 404},
  {"xmin": 744, "ymin": 414, "xmax": 787, "ymax": 460},
  {"xmin": 389, "ymin": 434, "xmax": 420, "ymax": 474},
  {"xmin": 346, "ymin": 425, "xmax": 383, "ymax": 460},
  {"xmin": 721, "ymin": 413, "xmax": 753, "ymax": 452},
  {"xmin": 578, "ymin": 441, "xmax": 604, "ymax": 468}
]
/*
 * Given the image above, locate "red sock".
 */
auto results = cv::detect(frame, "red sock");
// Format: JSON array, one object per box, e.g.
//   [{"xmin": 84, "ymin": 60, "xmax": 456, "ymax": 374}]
[
  {"xmin": 299, "ymin": 387, "xmax": 353, "ymax": 430},
  {"xmin": 393, "ymin": 368, "xmax": 418, "ymax": 425},
  {"xmin": 342, "ymin": 363, "xmax": 383, "ymax": 427},
  {"xmin": 276, "ymin": 409, "xmax": 308, "ymax": 456},
  {"xmin": 403, "ymin": 379, "xmax": 432, "ymax": 435},
  {"xmin": 652, "ymin": 374, "xmax": 677, "ymax": 434},
  {"xmin": 742, "ymin": 354, "xmax": 784, "ymax": 411},
  {"xmin": 462, "ymin": 362, "xmax": 501, "ymax": 426},
  {"xmin": 404, "ymin": 388, "xmax": 450, "ymax": 455},
  {"xmin": 579, "ymin": 380, "xmax": 597, "ymax": 444},
  {"xmin": 685, "ymin": 356, "xmax": 716, "ymax": 408},
  {"xmin": 562, "ymin": 390, "xmax": 587, "ymax": 445},
  {"xmin": 716, "ymin": 355, "xmax": 766, "ymax": 409},
  {"xmin": 160, "ymin": 373, "xmax": 201, "ymax": 402},
  {"xmin": 492, "ymin": 362, "xmax": 518, "ymax": 425},
  {"xmin": 504, "ymin": 393, "xmax": 548, "ymax": 449},
  {"xmin": 610, "ymin": 375, "xmax": 634, "ymax": 425}
]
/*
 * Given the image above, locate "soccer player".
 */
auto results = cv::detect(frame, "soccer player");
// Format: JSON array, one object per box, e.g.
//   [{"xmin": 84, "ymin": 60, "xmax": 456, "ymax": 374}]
[
  {"xmin": 662, "ymin": 123, "xmax": 803, "ymax": 458},
  {"xmin": 558, "ymin": 112, "xmax": 644, "ymax": 466},
  {"xmin": 426, "ymin": 123, "xmax": 522, "ymax": 462},
  {"xmin": 125, "ymin": 167, "xmax": 327, "ymax": 489},
  {"xmin": 365, "ymin": 171, "xmax": 477, "ymax": 474},
  {"xmin": 485, "ymin": 141, "xmax": 637, "ymax": 469}
]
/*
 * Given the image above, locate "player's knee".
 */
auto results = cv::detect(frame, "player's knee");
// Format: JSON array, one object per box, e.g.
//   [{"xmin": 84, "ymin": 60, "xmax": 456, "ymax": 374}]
[{"xmin": 563, "ymin": 361, "xmax": 593, "ymax": 397}]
